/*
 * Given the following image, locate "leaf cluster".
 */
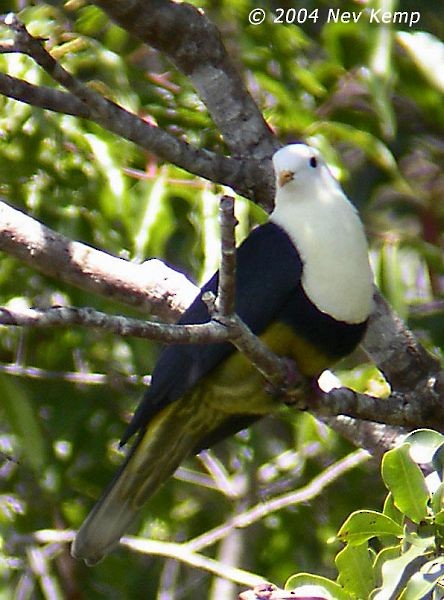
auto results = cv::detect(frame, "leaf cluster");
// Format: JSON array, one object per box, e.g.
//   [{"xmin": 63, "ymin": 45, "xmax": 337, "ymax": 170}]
[{"xmin": 287, "ymin": 430, "xmax": 444, "ymax": 599}]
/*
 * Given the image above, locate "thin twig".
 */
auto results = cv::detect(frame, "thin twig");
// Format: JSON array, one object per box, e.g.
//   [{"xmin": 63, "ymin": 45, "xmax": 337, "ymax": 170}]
[
  {"xmin": 0, "ymin": 305, "xmax": 229, "ymax": 344},
  {"xmin": 30, "ymin": 529, "xmax": 265, "ymax": 588},
  {"xmin": 216, "ymin": 195, "xmax": 238, "ymax": 317},
  {"xmin": 0, "ymin": 361, "xmax": 150, "ymax": 387},
  {"xmin": 121, "ymin": 537, "xmax": 265, "ymax": 588},
  {"xmin": 197, "ymin": 451, "xmax": 241, "ymax": 499},
  {"xmin": 187, "ymin": 449, "xmax": 370, "ymax": 553}
]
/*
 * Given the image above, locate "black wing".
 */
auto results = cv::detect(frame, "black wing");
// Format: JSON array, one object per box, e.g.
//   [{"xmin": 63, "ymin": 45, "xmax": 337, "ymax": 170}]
[{"xmin": 121, "ymin": 222, "xmax": 302, "ymax": 444}]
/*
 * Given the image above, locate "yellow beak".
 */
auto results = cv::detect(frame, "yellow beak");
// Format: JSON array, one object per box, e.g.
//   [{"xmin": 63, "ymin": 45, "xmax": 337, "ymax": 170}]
[{"xmin": 278, "ymin": 170, "xmax": 294, "ymax": 188}]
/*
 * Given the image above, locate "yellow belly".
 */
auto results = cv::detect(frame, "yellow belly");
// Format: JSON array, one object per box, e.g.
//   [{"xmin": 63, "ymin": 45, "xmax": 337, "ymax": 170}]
[{"xmin": 195, "ymin": 321, "xmax": 333, "ymax": 416}]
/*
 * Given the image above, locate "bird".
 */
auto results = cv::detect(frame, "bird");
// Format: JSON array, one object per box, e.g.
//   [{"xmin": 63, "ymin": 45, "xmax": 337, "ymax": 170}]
[{"xmin": 71, "ymin": 143, "xmax": 374, "ymax": 565}]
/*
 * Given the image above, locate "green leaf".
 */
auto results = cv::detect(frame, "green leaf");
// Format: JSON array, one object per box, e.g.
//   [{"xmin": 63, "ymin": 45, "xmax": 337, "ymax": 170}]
[
  {"xmin": 398, "ymin": 556, "xmax": 444, "ymax": 600},
  {"xmin": 337, "ymin": 511, "xmax": 403, "ymax": 546},
  {"xmin": 198, "ymin": 186, "xmax": 222, "ymax": 283},
  {"xmin": 403, "ymin": 429, "xmax": 444, "ymax": 465},
  {"xmin": 335, "ymin": 543, "xmax": 375, "ymax": 598},
  {"xmin": 396, "ymin": 31, "xmax": 444, "ymax": 94},
  {"xmin": 373, "ymin": 546, "xmax": 402, "ymax": 587},
  {"xmin": 383, "ymin": 493, "xmax": 404, "ymax": 526},
  {"xmin": 84, "ymin": 132, "xmax": 128, "ymax": 219},
  {"xmin": 285, "ymin": 573, "xmax": 353, "ymax": 600},
  {"xmin": 368, "ymin": 15, "xmax": 397, "ymax": 140},
  {"xmin": 432, "ymin": 443, "xmax": 444, "ymax": 479},
  {"xmin": 431, "ymin": 483, "xmax": 444, "ymax": 517},
  {"xmin": 372, "ymin": 544, "xmax": 429, "ymax": 600},
  {"xmin": 434, "ymin": 509, "xmax": 444, "ymax": 525},
  {"xmin": 132, "ymin": 170, "xmax": 172, "ymax": 262},
  {"xmin": 377, "ymin": 240, "xmax": 407, "ymax": 319},
  {"xmin": 381, "ymin": 444, "xmax": 429, "ymax": 523},
  {"xmin": 0, "ymin": 376, "xmax": 48, "ymax": 474}
]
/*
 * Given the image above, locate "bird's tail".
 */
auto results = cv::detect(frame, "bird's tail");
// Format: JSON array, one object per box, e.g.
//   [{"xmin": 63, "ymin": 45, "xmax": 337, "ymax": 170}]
[{"xmin": 71, "ymin": 395, "xmax": 219, "ymax": 565}]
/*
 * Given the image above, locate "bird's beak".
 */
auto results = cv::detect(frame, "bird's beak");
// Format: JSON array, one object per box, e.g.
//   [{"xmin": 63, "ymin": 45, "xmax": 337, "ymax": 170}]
[{"xmin": 278, "ymin": 170, "xmax": 294, "ymax": 188}]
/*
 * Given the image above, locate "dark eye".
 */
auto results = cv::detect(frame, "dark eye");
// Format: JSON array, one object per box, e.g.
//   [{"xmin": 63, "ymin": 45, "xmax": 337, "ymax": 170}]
[{"xmin": 309, "ymin": 156, "xmax": 317, "ymax": 168}]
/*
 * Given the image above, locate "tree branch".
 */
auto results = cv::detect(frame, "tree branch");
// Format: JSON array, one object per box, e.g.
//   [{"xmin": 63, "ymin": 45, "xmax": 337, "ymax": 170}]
[
  {"xmin": 187, "ymin": 450, "xmax": 369, "ymax": 552},
  {"xmin": 202, "ymin": 195, "xmax": 298, "ymax": 389},
  {"xmin": 0, "ymin": 361, "xmax": 150, "ymax": 387},
  {"xmin": 27, "ymin": 529, "xmax": 265, "ymax": 589},
  {"xmin": 0, "ymin": 199, "xmax": 198, "ymax": 321},
  {"xmin": 0, "ymin": 15, "xmax": 264, "ymax": 204},
  {"xmin": 21, "ymin": 450, "xmax": 368, "ymax": 584},
  {"xmin": 92, "ymin": 0, "xmax": 278, "ymax": 206},
  {"xmin": 311, "ymin": 385, "xmax": 443, "ymax": 432},
  {"xmin": 92, "ymin": 1, "xmax": 278, "ymax": 160},
  {"xmin": 320, "ymin": 416, "xmax": 405, "ymax": 461},
  {"xmin": 0, "ymin": 305, "xmax": 228, "ymax": 344},
  {"xmin": 216, "ymin": 195, "xmax": 238, "ymax": 317},
  {"xmin": 0, "ymin": 73, "xmax": 90, "ymax": 117},
  {"xmin": 3, "ymin": 304, "xmax": 442, "ymax": 431},
  {"xmin": 363, "ymin": 290, "xmax": 441, "ymax": 392}
]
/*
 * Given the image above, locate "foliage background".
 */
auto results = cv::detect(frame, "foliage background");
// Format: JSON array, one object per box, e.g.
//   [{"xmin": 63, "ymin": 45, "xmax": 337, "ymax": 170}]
[{"xmin": 0, "ymin": 0, "xmax": 443, "ymax": 598}]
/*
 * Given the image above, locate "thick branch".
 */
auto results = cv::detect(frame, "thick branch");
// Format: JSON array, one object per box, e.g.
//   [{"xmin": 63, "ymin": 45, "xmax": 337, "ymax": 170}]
[
  {"xmin": 320, "ymin": 416, "xmax": 405, "ymax": 461},
  {"xmin": 312, "ymin": 385, "xmax": 444, "ymax": 432},
  {"xmin": 92, "ymin": 1, "xmax": 277, "ymax": 161},
  {"xmin": 0, "ymin": 199, "xmax": 198, "ymax": 320},
  {"xmin": 363, "ymin": 290, "xmax": 441, "ymax": 392}
]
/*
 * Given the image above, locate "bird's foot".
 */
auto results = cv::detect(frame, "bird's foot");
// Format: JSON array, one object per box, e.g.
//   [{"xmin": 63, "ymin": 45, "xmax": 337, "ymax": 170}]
[{"xmin": 264, "ymin": 358, "xmax": 311, "ymax": 408}]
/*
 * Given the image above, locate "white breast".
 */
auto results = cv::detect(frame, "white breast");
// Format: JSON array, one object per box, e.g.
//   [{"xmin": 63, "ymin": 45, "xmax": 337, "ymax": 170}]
[{"xmin": 271, "ymin": 170, "xmax": 373, "ymax": 324}]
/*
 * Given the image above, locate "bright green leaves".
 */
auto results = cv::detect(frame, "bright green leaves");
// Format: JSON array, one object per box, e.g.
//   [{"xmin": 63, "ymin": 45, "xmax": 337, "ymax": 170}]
[
  {"xmin": 285, "ymin": 430, "xmax": 444, "ymax": 599},
  {"xmin": 398, "ymin": 557, "xmax": 444, "ymax": 600},
  {"xmin": 374, "ymin": 543, "xmax": 433, "ymax": 600},
  {"xmin": 376, "ymin": 240, "xmax": 409, "ymax": 319},
  {"xmin": 337, "ymin": 511, "xmax": 402, "ymax": 546},
  {"xmin": 382, "ymin": 444, "xmax": 430, "ymax": 524},
  {"xmin": 335, "ymin": 543, "xmax": 376, "ymax": 598}
]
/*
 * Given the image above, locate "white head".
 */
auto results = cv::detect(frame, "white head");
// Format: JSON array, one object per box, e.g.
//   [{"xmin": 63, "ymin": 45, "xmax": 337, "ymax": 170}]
[
  {"xmin": 270, "ymin": 143, "xmax": 373, "ymax": 324},
  {"xmin": 272, "ymin": 144, "xmax": 339, "ymax": 203}
]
